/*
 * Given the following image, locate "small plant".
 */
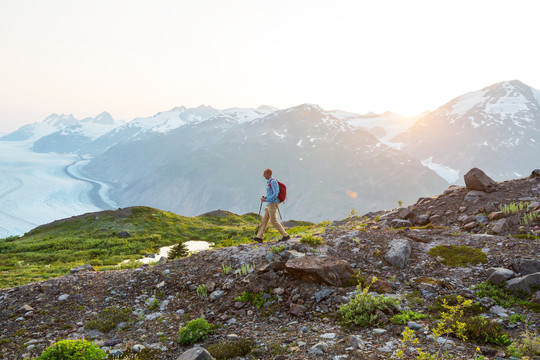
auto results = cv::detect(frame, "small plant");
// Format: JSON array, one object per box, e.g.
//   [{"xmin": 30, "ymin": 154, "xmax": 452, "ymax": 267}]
[
  {"xmin": 431, "ymin": 294, "xmax": 485, "ymax": 316},
  {"xmin": 521, "ymin": 211, "xmax": 539, "ymax": 226},
  {"xmin": 177, "ymin": 318, "xmax": 214, "ymax": 345},
  {"xmin": 221, "ymin": 263, "xmax": 233, "ymax": 275},
  {"xmin": 35, "ymin": 338, "xmax": 106, "ymax": 359},
  {"xmin": 235, "ymin": 291, "xmax": 271, "ymax": 308},
  {"xmin": 196, "ymin": 284, "xmax": 208, "ymax": 298},
  {"xmin": 507, "ymin": 330, "xmax": 540, "ymax": 358},
  {"xmin": 237, "ymin": 263, "xmax": 253, "ymax": 276},
  {"xmin": 397, "ymin": 200, "xmax": 403, "ymax": 207},
  {"xmin": 147, "ymin": 298, "xmax": 160, "ymax": 312},
  {"xmin": 463, "ymin": 315, "xmax": 510, "ymax": 345},
  {"xmin": 390, "ymin": 310, "xmax": 427, "ymax": 325},
  {"xmin": 342, "ymin": 270, "xmax": 367, "ymax": 288},
  {"xmin": 348, "ymin": 208, "xmax": 360, "ymax": 218},
  {"xmin": 472, "ymin": 282, "xmax": 520, "ymax": 308},
  {"xmin": 167, "ymin": 241, "xmax": 189, "ymax": 260},
  {"xmin": 500, "ymin": 201, "xmax": 529, "ymax": 215},
  {"xmin": 427, "ymin": 244, "xmax": 487, "ymax": 267},
  {"xmin": 271, "ymin": 245, "xmax": 285, "ymax": 253},
  {"xmin": 509, "ymin": 313, "xmax": 528, "ymax": 324},
  {"xmin": 85, "ymin": 306, "xmax": 134, "ymax": 333},
  {"xmin": 300, "ymin": 234, "xmax": 323, "ymax": 245},
  {"xmin": 339, "ymin": 286, "xmax": 400, "ymax": 327},
  {"xmin": 206, "ymin": 338, "xmax": 255, "ymax": 359}
]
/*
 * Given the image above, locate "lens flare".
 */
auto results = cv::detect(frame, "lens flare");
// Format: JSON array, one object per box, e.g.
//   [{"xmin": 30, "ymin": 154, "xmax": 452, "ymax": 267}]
[{"xmin": 347, "ymin": 190, "xmax": 357, "ymax": 199}]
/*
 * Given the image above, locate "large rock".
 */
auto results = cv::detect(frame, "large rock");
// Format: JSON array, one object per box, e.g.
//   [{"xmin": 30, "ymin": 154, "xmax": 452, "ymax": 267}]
[
  {"xmin": 487, "ymin": 267, "xmax": 515, "ymax": 285},
  {"xmin": 177, "ymin": 348, "xmax": 214, "ymax": 360},
  {"xmin": 531, "ymin": 169, "xmax": 540, "ymax": 179},
  {"xmin": 383, "ymin": 238, "xmax": 411, "ymax": 269},
  {"xmin": 285, "ymin": 256, "xmax": 353, "ymax": 287},
  {"xmin": 464, "ymin": 168, "xmax": 497, "ymax": 193},
  {"xmin": 390, "ymin": 219, "xmax": 412, "ymax": 228},
  {"xmin": 512, "ymin": 259, "xmax": 540, "ymax": 276},
  {"xmin": 506, "ymin": 272, "xmax": 540, "ymax": 295},
  {"xmin": 70, "ymin": 264, "xmax": 95, "ymax": 274},
  {"xmin": 464, "ymin": 190, "xmax": 487, "ymax": 202},
  {"xmin": 490, "ymin": 218, "xmax": 509, "ymax": 235}
]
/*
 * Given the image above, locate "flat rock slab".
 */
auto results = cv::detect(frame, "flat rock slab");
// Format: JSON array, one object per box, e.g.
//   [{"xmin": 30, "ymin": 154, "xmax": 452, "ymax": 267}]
[
  {"xmin": 384, "ymin": 238, "xmax": 411, "ymax": 269},
  {"xmin": 285, "ymin": 256, "xmax": 353, "ymax": 287},
  {"xmin": 506, "ymin": 272, "xmax": 540, "ymax": 295}
]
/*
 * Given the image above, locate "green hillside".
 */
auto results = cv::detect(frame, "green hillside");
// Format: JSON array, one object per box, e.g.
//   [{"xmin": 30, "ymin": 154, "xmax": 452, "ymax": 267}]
[{"xmin": 0, "ymin": 206, "xmax": 293, "ymax": 288}]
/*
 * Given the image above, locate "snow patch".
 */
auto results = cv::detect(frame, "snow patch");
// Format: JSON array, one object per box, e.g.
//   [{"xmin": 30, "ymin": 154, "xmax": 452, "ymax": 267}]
[{"xmin": 421, "ymin": 157, "xmax": 459, "ymax": 184}]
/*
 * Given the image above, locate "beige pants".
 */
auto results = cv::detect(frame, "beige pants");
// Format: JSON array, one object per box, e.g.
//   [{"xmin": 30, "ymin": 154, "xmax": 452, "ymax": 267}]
[{"xmin": 257, "ymin": 202, "xmax": 288, "ymax": 238}]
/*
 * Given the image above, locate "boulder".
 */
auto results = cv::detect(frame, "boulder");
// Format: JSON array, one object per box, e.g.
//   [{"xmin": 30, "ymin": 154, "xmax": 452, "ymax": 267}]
[
  {"xmin": 463, "ymin": 221, "xmax": 477, "ymax": 230},
  {"xmin": 490, "ymin": 218, "xmax": 509, "ymax": 235},
  {"xmin": 464, "ymin": 168, "xmax": 497, "ymax": 193},
  {"xmin": 531, "ymin": 291, "xmax": 540, "ymax": 304},
  {"xmin": 70, "ymin": 264, "xmax": 95, "ymax": 274},
  {"xmin": 458, "ymin": 215, "xmax": 475, "ymax": 224},
  {"xmin": 290, "ymin": 303, "xmax": 306, "ymax": 316},
  {"xmin": 177, "ymin": 348, "xmax": 214, "ymax": 360},
  {"xmin": 390, "ymin": 219, "xmax": 412, "ymax": 228},
  {"xmin": 464, "ymin": 190, "xmax": 487, "ymax": 202},
  {"xmin": 512, "ymin": 259, "xmax": 540, "ymax": 276},
  {"xmin": 383, "ymin": 238, "xmax": 411, "ymax": 269},
  {"xmin": 285, "ymin": 256, "xmax": 353, "ymax": 287},
  {"xmin": 413, "ymin": 214, "xmax": 430, "ymax": 226},
  {"xmin": 487, "ymin": 267, "xmax": 515, "ymax": 285},
  {"xmin": 488, "ymin": 211, "xmax": 504, "ymax": 221},
  {"xmin": 118, "ymin": 231, "xmax": 131, "ymax": 238},
  {"xmin": 530, "ymin": 169, "xmax": 540, "ymax": 179},
  {"xmin": 397, "ymin": 208, "xmax": 413, "ymax": 220},
  {"xmin": 506, "ymin": 272, "xmax": 540, "ymax": 295}
]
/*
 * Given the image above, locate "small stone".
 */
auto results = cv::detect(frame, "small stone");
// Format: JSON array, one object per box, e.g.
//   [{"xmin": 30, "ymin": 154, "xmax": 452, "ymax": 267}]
[
  {"xmin": 132, "ymin": 344, "xmax": 145, "ymax": 352},
  {"xmin": 209, "ymin": 290, "xmax": 224, "ymax": 302},
  {"xmin": 176, "ymin": 347, "xmax": 214, "ymax": 360},
  {"xmin": 58, "ymin": 294, "xmax": 69, "ymax": 301},
  {"xmin": 320, "ymin": 333, "xmax": 336, "ymax": 340},
  {"xmin": 348, "ymin": 335, "xmax": 365, "ymax": 349},
  {"xmin": 407, "ymin": 321, "xmax": 422, "ymax": 330},
  {"xmin": 290, "ymin": 303, "xmax": 306, "ymax": 317},
  {"xmin": 309, "ymin": 342, "xmax": 329, "ymax": 356},
  {"xmin": 372, "ymin": 328, "xmax": 387, "ymax": 334}
]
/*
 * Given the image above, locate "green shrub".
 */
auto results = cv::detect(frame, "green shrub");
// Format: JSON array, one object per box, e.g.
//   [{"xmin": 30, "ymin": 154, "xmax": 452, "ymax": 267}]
[
  {"xmin": 431, "ymin": 294, "xmax": 485, "ymax": 316},
  {"xmin": 85, "ymin": 306, "xmax": 134, "ymax": 333},
  {"xmin": 427, "ymin": 245, "xmax": 486, "ymax": 267},
  {"xmin": 206, "ymin": 338, "xmax": 255, "ymax": 359},
  {"xmin": 342, "ymin": 270, "xmax": 367, "ymax": 288},
  {"xmin": 235, "ymin": 291, "xmax": 271, "ymax": 308},
  {"xmin": 472, "ymin": 282, "xmax": 520, "ymax": 308},
  {"xmin": 196, "ymin": 284, "xmax": 208, "ymax": 297},
  {"xmin": 177, "ymin": 318, "xmax": 214, "ymax": 345},
  {"xmin": 36, "ymin": 338, "xmax": 106, "ymax": 359},
  {"xmin": 390, "ymin": 310, "xmax": 427, "ymax": 325},
  {"xmin": 462, "ymin": 316, "xmax": 510, "ymax": 345},
  {"xmin": 271, "ymin": 245, "xmax": 285, "ymax": 254},
  {"xmin": 339, "ymin": 287, "xmax": 400, "ymax": 327},
  {"xmin": 507, "ymin": 330, "xmax": 540, "ymax": 358},
  {"xmin": 300, "ymin": 234, "xmax": 323, "ymax": 245},
  {"xmin": 147, "ymin": 298, "xmax": 160, "ymax": 312},
  {"xmin": 167, "ymin": 241, "xmax": 189, "ymax": 260}
]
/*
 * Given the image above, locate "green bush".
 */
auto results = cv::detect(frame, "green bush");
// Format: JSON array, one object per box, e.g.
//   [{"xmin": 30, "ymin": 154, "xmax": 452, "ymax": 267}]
[
  {"xmin": 234, "ymin": 291, "xmax": 271, "ymax": 308},
  {"xmin": 85, "ymin": 306, "xmax": 134, "ymax": 333},
  {"xmin": 206, "ymin": 338, "xmax": 255, "ymax": 359},
  {"xmin": 507, "ymin": 330, "xmax": 540, "ymax": 358},
  {"xmin": 472, "ymin": 282, "xmax": 520, "ymax": 308},
  {"xmin": 431, "ymin": 294, "xmax": 485, "ymax": 315},
  {"xmin": 300, "ymin": 234, "xmax": 323, "ymax": 245},
  {"xmin": 177, "ymin": 318, "xmax": 214, "ymax": 345},
  {"xmin": 36, "ymin": 338, "xmax": 106, "ymax": 359},
  {"xmin": 427, "ymin": 245, "xmax": 486, "ymax": 267},
  {"xmin": 462, "ymin": 316, "xmax": 510, "ymax": 345},
  {"xmin": 339, "ymin": 287, "xmax": 399, "ymax": 327},
  {"xmin": 390, "ymin": 310, "xmax": 427, "ymax": 325}
]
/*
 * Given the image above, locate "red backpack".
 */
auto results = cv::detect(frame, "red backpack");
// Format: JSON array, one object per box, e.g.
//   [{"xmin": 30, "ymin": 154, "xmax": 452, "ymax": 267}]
[{"xmin": 269, "ymin": 179, "xmax": 287, "ymax": 203}]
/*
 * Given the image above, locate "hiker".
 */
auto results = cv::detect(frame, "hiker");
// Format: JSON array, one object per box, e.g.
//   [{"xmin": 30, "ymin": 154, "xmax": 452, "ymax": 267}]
[{"xmin": 253, "ymin": 168, "xmax": 290, "ymax": 243}]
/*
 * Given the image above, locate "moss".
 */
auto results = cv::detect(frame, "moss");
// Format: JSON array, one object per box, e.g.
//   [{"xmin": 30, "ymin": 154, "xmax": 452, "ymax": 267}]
[
  {"xmin": 85, "ymin": 306, "xmax": 135, "ymax": 333},
  {"xmin": 427, "ymin": 244, "xmax": 487, "ymax": 267},
  {"xmin": 206, "ymin": 338, "xmax": 255, "ymax": 359}
]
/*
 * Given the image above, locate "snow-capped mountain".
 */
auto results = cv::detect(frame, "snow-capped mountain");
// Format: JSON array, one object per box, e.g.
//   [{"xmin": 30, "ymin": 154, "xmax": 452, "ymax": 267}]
[
  {"xmin": 1, "ymin": 113, "xmax": 79, "ymax": 142},
  {"xmin": 394, "ymin": 80, "xmax": 540, "ymax": 182},
  {"xmin": 83, "ymin": 103, "xmax": 447, "ymax": 221}
]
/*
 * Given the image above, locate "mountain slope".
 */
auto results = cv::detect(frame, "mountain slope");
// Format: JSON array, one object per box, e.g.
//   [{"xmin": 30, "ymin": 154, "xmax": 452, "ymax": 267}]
[
  {"xmin": 83, "ymin": 104, "xmax": 448, "ymax": 221},
  {"xmin": 394, "ymin": 80, "xmax": 540, "ymax": 182}
]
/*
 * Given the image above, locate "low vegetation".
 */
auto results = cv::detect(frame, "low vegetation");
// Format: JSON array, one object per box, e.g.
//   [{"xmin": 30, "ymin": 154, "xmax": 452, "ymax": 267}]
[
  {"xmin": 177, "ymin": 318, "xmax": 214, "ymax": 345},
  {"xmin": 300, "ymin": 234, "xmax": 323, "ymax": 245},
  {"xmin": 0, "ymin": 206, "xmax": 321, "ymax": 288},
  {"xmin": 339, "ymin": 287, "xmax": 400, "ymax": 327},
  {"xmin": 206, "ymin": 338, "xmax": 255, "ymax": 359},
  {"xmin": 35, "ymin": 338, "xmax": 106, "ymax": 359},
  {"xmin": 427, "ymin": 244, "xmax": 487, "ymax": 267},
  {"xmin": 85, "ymin": 306, "xmax": 135, "ymax": 333}
]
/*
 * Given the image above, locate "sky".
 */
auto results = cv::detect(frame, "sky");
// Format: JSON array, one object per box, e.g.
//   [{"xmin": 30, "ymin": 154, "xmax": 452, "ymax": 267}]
[{"xmin": 1, "ymin": 0, "xmax": 539, "ymax": 133}]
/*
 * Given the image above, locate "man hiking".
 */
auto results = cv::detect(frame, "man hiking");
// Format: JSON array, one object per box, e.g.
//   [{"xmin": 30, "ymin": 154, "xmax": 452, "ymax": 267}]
[{"xmin": 253, "ymin": 168, "xmax": 290, "ymax": 243}]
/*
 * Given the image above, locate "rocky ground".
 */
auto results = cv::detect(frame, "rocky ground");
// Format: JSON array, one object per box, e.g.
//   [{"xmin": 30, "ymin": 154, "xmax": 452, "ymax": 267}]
[{"xmin": 1, "ymin": 169, "xmax": 540, "ymax": 360}]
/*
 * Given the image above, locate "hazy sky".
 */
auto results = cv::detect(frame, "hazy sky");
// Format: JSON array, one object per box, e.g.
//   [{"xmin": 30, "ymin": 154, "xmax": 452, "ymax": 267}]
[{"xmin": 1, "ymin": 0, "xmax": 539, "ymax": 132}]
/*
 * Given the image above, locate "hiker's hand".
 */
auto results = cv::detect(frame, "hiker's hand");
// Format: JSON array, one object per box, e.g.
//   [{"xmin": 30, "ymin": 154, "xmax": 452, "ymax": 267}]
[{"xmin": 261, "ymin": 196, "xmax": 266, "ymax": 202}]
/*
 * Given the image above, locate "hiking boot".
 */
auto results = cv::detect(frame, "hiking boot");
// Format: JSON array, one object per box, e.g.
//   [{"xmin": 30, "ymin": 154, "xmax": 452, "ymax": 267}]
[
  {"xmin": 278, "ymin": 235, "xmax": 291, "ymax": 242},
  {"xmin": 252, "ymin": 237, "xmax": 263, "ymax": 243}
]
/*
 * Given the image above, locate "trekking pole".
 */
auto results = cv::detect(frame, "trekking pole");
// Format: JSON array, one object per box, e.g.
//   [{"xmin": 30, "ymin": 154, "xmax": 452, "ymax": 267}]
[
  {"xmin": 277, "ymin": 206, "xmax": 283, "ymax": 222},
  {"xmin": 255, "ymin": 201, "xmax": 263, "ymax": 235}
]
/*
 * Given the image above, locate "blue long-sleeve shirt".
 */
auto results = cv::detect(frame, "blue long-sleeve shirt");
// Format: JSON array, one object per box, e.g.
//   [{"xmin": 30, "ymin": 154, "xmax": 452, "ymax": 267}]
[{"xmin": 265, "ymin": 178, "xmax": 280, "ymax": 203}]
